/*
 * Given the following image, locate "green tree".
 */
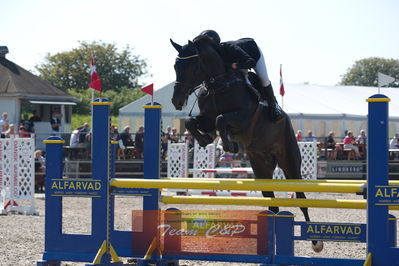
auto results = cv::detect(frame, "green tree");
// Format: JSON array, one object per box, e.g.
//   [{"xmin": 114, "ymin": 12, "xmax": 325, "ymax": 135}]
[
  {"xmin": 36, "ymin": 41, "xmax": 148, "ymax": 92},
  {"xmin": 340, "ymin": 57, "xmax": 399, "ymax": 87}
]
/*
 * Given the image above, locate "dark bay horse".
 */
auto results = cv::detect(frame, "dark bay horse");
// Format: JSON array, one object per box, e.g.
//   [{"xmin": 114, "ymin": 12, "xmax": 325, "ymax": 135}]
[{"xmin": 170, "ymin": 35, "xmax": 323, "ymax": 252}]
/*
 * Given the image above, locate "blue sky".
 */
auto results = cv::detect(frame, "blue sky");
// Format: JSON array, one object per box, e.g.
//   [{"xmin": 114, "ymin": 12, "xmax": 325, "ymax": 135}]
[{"xmin": 2, "ymin": 0, "xmax": 399, "ymax": 90}]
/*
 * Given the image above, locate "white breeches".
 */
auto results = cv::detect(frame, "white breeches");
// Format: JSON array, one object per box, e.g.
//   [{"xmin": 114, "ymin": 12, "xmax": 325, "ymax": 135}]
[
  {"xmin": 241, "ymin": 48, "xmax": 271, "ymax": 87},
  {"xmin": 253, "ymin": 49, "xmax": 271, "ymax": 87}
]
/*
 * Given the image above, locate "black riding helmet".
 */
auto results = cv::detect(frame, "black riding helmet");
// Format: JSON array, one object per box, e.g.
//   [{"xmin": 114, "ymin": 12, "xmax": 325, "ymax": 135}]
[{"xmin": 200, "ymin": 30, "xmax": 221, "ymax": 44}]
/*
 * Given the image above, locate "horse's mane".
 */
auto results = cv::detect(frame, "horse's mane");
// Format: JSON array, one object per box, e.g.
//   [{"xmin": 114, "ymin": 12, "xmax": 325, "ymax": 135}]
[
  {"xmin": 193, "ymin": 35, "xmax": 219, "ymax": 51},
  {"xmin": 192, "ymin": 35, "xmax": 225, "ymax": 70}
]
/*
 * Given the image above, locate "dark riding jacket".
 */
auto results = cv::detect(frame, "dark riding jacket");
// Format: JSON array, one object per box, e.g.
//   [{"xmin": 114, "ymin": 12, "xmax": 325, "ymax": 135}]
[{"xmin": 218, "ymin": 38, "xmax": 260, "ymax": 70}]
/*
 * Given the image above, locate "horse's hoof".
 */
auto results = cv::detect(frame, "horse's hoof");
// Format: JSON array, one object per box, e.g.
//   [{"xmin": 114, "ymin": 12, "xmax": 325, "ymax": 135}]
[
  {"xmin": 198, "ymin": 141, "xmax": 208, "ymax": 147},
  {"xmin": 198, "ymin": 136, "xmax": 213, "ymax": 147},
  {"xmin": 312, "ymin": 240, "xmax": 324, "ymax": 253}
]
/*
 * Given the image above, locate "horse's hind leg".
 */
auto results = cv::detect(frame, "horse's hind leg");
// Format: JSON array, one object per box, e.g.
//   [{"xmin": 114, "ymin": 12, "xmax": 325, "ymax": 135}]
[
  {"xmin": 277, "ymin": 153, "xmax": 311, "ymax": 219},
  {"xmin": 278, "ymin": 150, "xmax": 324, "ymax": 252},
  {"xmin": 247, "ymin": 152, "xmax": 279, "ymax": 213}
]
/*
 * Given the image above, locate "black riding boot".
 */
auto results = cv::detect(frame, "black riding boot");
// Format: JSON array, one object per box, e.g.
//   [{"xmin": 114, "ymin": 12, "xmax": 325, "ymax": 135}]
[{"xmin": 261, "ymin": 84, "xmax": 284, "ymax": 122}]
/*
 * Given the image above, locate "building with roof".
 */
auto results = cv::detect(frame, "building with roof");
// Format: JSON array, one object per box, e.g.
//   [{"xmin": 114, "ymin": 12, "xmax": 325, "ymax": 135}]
[
  {"xmin": 119, "ymin": 81, "xmax": 399, "ymax": 140},
  {"xmin": 0, "ymin": 46, "xmax": 79, "ymax": 148}
]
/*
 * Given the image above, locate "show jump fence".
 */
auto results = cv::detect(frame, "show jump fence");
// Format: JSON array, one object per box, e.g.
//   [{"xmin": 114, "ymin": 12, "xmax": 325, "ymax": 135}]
[
  {"xmin": 37, "ymin": 95, "xmax": 399, "ymax": 266},
  {"xmin": 0, "ymin": 137, "xmax": 37, "ymax": 215}
]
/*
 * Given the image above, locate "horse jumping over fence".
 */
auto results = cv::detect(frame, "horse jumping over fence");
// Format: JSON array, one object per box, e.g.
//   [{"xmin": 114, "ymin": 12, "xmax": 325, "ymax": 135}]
[{"xmin": 170, "ymin": 35, "xmax": 323, "ymax": 252}]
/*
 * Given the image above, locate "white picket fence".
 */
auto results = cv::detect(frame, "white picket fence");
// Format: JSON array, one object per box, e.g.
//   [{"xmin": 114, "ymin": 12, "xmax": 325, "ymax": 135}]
[{"xmin": 0, "ymin": 137, "xmax": 38, "ymax": 215}]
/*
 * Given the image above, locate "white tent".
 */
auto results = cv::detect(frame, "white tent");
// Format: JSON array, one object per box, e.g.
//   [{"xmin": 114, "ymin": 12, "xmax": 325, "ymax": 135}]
[{"xmin": 119, "ymin": 82, "xmax": 399, "ymax": 139}]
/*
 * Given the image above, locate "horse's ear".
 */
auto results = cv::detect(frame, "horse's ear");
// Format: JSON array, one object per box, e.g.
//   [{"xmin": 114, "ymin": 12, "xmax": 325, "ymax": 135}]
[{"xmin": 170, "ymin": 39, "xmax": 182, "ymax": 53}]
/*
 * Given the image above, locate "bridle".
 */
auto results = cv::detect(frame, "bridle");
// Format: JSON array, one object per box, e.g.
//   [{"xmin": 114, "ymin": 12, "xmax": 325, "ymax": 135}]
[
  {"xmin": 175, "ymin": 52, "xmax": 227, "ymax": 91},
  {"xmin": 175, "ymin": 54, "xmax": 203, "ymax": 96},
  {"xmin": 174, "ymin": 47, "xmax": 243, "ymax": 116}
]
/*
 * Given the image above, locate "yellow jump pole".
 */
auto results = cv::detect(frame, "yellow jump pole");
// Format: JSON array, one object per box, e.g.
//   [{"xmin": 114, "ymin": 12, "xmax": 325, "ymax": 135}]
[
  {"xmin": 161, "ymin": 196, "xmax": 399, "ymax": 210},
  {"xmin": 111, "ymin": 178, "xmax": 363, "ymax": 193},
  {"xmin": 168, "ymin": 178, "xmax": 399, "ymax": 186}
]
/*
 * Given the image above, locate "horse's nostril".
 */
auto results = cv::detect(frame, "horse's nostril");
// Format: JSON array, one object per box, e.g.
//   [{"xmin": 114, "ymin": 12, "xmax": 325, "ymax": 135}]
[{"xmin": 172, "ymin": 98, "xmax": 183, "ymax": 110}]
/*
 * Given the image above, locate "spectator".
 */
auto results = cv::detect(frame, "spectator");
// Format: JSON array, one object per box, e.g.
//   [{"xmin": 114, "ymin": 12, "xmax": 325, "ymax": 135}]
[
  {"xmin": 296, "ymin": 130, "xmax": 303, "ymax": 142},
  {"xmin": 78, "ymin": 123, "xmax": 90, "ymax": 146},
  {"xmin": 85, "ymin": 131, "xmax": 92, "ymax": 147},
  {"xmin": 5, "ymin": 124, "xmax": 16, "ymax": 138},
  {"xmin": 0, "ymin": 112, "xmax": 9, "ymax": 132},
  {"xmin": 169, "ymin": 127, "xmax": 179, "ymax": 143},
  {"xmin": 304, "ymin": 130, "xmax": 316, "ymax": 142},
  {"xmin": 326, "ymin": 131, "xmax": 341, "ymax": 159},
  {"xmin": 120, "ymin": 126, "xmax": 134, "ymax": 157},
  {"xmin": 343, "ymin": 131, "xmax": 361, "ymax": 159},
  {"xmin": 50, "ymin": 112, "xmax": 62, "ymax": 136},
  {"xmin": 29, "ymin": 110, "xmax": 42, "ymax": 122},
  {"xmin": 356, "ymin": 129, "xmax": 367, "ymax": 145},
  {"xmin": 389, "ymin": 134, "xmax": 399, "ymax": 149},
  {"xmin": 184, "ymin": 130, "xmax": 194, "ymax": 150},
  {"xmin": 18, "ymin": 125, "xmax": 30, "ymax": 138},
  {"xmin": 1, "ymin": 124, "xmax": 8, "ymax": 138},
  {"xmin": 120, "ymin": 126, "xmax": 134, "ymax": 146},
  {"xmin": 183, "ymin": 130, "xmax": 195, "ymax": 159},
  {"xmin": 69, "ymin": 129, "xmax": 79, "ymax": 147},
  {"xmin": 110, "ymin": 124, "xmax": 119, "ymax": 140},
  {"xmin": 356, "ymin": 129, "xmax": 367, "ymax": 158},
  {"xmin": 20, "ymin": 114, "xmax": 33, "ymax": 133},
  {"xmin": 160, "ymin": 126, "xmax": 173, "ymax": 159},
  {"xmin": 134, "ymin": 126, "xmax": 144, "ymax": 159},
  {"xmin": 161, "ymin": 130, "xmax": 169, "ymax": 160},
  {"xmin": 165, "ymin": 126, "xmax": 172, "ymax": 140},
  {"xmin": 34, "ymin": 150, "xmax": 45, "ymax": 192}
]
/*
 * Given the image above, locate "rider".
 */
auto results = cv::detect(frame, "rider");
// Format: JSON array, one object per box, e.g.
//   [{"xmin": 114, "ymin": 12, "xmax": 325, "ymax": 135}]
[{"xmin": 198, "ymin": 30, "xmax": 284, "ymax": 122}]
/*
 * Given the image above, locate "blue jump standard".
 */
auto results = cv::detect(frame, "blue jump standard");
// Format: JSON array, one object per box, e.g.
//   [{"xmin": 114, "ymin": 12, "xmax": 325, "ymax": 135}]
[{"xmin": 37, "ymin": 95, "xmax": 399, "ymax": 265}]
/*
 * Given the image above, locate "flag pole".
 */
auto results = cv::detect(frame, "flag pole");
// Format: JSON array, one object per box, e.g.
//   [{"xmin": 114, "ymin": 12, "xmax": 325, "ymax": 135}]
[
  {"xmin": 90, "ymin": 51, "xmax": 95, "ymax": 101},
  {"xmin": 279, "ymin": 64, "xmax": 284, "ymax": 109}
]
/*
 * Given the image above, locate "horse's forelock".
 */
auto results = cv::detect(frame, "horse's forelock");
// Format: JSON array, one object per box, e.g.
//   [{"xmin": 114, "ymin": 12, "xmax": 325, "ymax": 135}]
[{"xmin": 178, "ymin": 42, "xmax": 197, "ymax": 58}]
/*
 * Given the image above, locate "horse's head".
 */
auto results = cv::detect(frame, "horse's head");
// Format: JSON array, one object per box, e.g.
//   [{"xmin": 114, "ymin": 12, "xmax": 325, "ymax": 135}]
[
  {"xmin": 170, "ymin": 36, "xmax": 225, "ymax": 110},
  {"xmin": 170, "ymin": 39, "xmax": 202, "ymax": 110}
]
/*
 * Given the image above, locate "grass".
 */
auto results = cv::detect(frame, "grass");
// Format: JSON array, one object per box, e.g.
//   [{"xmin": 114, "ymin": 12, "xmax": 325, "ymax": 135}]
[{"xmin": 71, "ymin": 114, "xmax": 118, "ymax": 130}]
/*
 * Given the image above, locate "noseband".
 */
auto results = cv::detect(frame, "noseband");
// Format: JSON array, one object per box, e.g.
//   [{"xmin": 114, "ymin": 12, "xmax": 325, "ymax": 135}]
[
  {"xmin": 174, "ymin": 80, "xmax": 204, "ymax": 96},
  {"xmin": 175, "ymin": 54, "xmax": 203, "ymax": 96}
]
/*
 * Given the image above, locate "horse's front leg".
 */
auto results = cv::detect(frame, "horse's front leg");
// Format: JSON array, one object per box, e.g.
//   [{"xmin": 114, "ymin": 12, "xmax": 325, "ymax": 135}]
[
  {"xmin": 215, "ymin": 111, "xmax": 250, "ymax": 153},
  {"xmin": 185, "ymin": 116, "xmax": 216, "ymax": 147}
]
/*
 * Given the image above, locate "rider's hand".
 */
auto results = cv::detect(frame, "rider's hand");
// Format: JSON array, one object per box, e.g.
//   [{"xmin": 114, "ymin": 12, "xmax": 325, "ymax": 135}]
[{"xmin": 231, "ymin": 63, "xmax": 238, "ymax": 69}]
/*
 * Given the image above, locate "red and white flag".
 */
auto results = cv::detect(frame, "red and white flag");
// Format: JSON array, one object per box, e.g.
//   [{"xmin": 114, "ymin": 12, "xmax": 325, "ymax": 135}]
[
  {"xmin": 141, "ymin": 83, "xmax": 154, "ymax": 95},
  {"xmin": 141, "ymin": 83, "xmax": 154, "ymax": 105},
  {"xmin": 89, "ymin": 54, "xmax": 102, "ymax": 92},
  {"xmin": 279, "ymin": 64, "xmax": 285, "ymax": 97}
]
